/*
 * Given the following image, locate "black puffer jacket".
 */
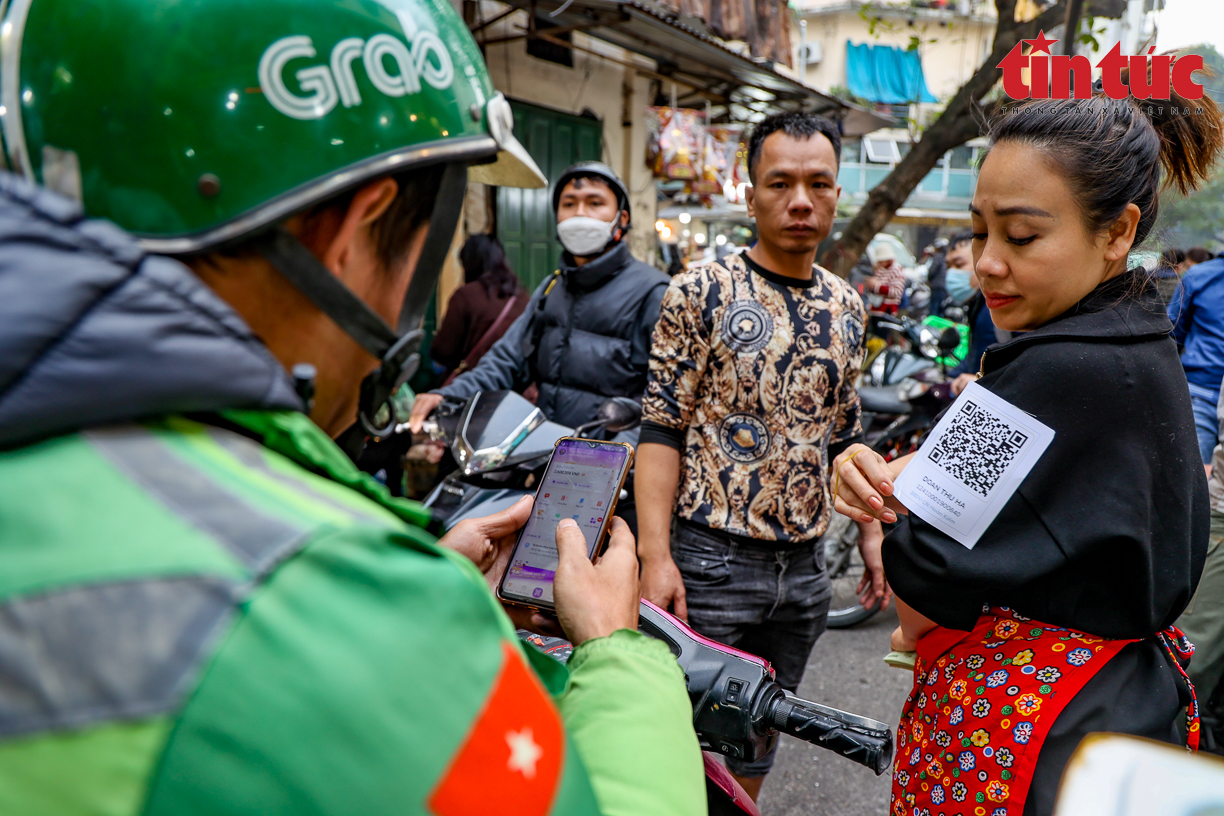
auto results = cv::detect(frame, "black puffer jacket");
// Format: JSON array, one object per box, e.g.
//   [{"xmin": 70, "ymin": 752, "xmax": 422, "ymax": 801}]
[{"xmin": 436, "ymin": 241, "xmax": 669, "ymax": 433}]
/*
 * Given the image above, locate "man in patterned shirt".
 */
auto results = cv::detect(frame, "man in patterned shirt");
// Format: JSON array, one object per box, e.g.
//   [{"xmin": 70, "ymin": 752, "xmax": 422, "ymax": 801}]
[{"xmin": 636, "ymin": 111, "xmax": 890, "ymax": 800}]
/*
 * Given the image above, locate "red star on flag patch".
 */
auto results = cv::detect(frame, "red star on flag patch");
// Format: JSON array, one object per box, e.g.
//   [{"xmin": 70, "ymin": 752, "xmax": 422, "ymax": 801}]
[{"xmin": 428, "ymin": 643, "xmax": 564, "ymax": 816}]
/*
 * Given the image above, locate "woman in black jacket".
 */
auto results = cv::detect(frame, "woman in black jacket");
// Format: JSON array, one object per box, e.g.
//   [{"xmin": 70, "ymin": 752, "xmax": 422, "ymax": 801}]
[{"xmin": 832, "ymin": 88, "xmax": 1221, "ymax": 815}]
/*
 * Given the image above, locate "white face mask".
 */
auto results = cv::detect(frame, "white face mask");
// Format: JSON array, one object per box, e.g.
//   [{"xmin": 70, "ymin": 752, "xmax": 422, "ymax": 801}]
[
  {"xmin": 945, "ymin": 268, "xmax": 974, "ymax": 303},
  {"xmin": 557, "ymin": 215, "xmax": 618, "ymax": 257}
]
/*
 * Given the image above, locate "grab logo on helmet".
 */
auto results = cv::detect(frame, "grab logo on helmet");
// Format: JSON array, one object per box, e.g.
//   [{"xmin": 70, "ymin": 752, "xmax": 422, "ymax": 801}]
[{"xmin": 259, "ymin": 23, "xmax": 455, "ymax": 120}]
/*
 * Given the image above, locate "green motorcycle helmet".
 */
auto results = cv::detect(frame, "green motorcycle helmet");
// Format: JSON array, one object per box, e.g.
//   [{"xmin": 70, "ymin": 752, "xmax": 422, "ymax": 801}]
[{"xmin": 0, "ymin": 0, "xmax": 545, "ymax": 438}]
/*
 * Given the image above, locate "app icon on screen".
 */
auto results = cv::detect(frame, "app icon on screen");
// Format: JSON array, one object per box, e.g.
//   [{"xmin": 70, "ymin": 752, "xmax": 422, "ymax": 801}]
[{"xmin": 532, "ymin": 587, "xmax": 543, "ymax": 598}]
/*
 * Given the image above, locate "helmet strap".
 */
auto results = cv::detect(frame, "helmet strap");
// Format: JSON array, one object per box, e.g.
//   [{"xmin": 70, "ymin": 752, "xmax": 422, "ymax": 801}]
[
  {"xmin": 252, "ymin": 161, "xmax": 468, "ymax": 451},
  {"xmin": 612, "ymin": 208, "xmax": 631, "ymax": 242}
]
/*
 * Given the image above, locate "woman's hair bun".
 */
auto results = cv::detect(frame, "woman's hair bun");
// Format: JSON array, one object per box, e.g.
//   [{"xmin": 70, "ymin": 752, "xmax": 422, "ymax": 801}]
[{"xmin": 1121, "ymin": 59, "xmax": 1223, "ymax": 197}]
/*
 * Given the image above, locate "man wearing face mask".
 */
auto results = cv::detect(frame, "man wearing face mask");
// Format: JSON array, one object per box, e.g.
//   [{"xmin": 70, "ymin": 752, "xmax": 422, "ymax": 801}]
[
  {"xmin": 409, "ymin": 162, "xmax": 670, "ymax": 443},
  {"xmin": 944, "ymin": 229, "xmax": 1006, "ymax": 395},
  {"xmin": 942, "ymin": 229, "xmax": 976, "ymax": 308}
]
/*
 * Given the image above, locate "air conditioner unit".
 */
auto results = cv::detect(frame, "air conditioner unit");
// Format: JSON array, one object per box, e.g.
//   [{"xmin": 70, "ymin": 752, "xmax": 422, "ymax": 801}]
[{"xmin": 799, "ymin": 41, "xmax": 822, "ymax": 67}]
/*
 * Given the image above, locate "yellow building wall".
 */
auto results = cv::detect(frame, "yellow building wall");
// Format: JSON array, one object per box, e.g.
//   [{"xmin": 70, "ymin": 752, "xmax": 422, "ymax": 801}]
[{"xmin": 797, "ymin": 9, "xmax": 996, "ymax": 103}]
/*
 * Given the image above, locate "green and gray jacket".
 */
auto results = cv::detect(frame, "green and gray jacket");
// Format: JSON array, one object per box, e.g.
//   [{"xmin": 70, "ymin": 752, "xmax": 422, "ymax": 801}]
[{"xmin": 0, "ymin": 175, "xmax": 704, "ymax": 816}]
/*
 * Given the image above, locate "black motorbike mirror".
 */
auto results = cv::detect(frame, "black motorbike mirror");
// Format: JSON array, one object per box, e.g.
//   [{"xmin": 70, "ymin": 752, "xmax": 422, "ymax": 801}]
[
  {"xmin": 597, "ymin": 397, "xmax": 643, "ymax": 434},
  {"xmin": 938, "ymin": 328, "xmax": 960, "ymax": 354},
  {"xmin": 574, "ymin": 398, "xmax": 643, "ymax": 438},
  {"xmin": 942, "ymin": 304, "xmax": 967, "ymax": 324}
]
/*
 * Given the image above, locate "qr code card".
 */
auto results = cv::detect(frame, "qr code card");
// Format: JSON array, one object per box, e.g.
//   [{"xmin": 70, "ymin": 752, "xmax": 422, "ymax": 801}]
[{"xmin": 892, "ymin": 381, "xmax": 1055, "ymax": 549}]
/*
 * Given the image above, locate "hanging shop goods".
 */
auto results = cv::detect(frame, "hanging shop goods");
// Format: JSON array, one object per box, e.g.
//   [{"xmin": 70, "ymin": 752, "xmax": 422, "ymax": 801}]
[
  {"xmin": 705, "ymin": 124, "xmax": 747, "ymax": 191},
  {"xmin": 647, "ymin": 106, "xmax": 701, "ymax": 180},
  {"xmin": 647, "ymin": 109, "xmax": 748, "ymax": 199}
]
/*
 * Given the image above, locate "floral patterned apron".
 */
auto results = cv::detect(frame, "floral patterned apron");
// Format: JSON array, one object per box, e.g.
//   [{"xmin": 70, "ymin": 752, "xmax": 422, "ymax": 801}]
[{"xmin": 890, "ymin": 606, "xmax": 1198, "ymax": 816}]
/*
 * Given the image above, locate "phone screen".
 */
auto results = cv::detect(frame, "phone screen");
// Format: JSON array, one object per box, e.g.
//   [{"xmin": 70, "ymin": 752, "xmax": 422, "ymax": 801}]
[{"xmin": 499, "ymin": 438, "xmax": 632, "ymax": 609}]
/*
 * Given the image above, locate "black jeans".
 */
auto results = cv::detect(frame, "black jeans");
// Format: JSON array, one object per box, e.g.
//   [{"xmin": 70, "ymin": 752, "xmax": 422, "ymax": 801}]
[{"xmin": 672, "ymin": 520, "xmax": 831, "ymax": 776}]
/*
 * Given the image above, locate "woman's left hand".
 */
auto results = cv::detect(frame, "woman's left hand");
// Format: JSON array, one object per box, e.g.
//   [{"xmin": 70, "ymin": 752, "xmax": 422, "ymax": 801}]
[{"xmin": 831, "ymin": 443, "xmax": 906, "ymax": 523}]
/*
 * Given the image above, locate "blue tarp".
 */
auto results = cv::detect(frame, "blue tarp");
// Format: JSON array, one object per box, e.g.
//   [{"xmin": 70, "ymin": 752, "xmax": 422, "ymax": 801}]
[{"xmin": 846, "ymin": 41, "xmax": 938, "ymax": 104}]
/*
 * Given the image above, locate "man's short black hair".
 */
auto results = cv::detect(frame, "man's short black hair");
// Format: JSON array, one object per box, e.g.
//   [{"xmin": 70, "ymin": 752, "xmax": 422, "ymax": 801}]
[
  {"xmin": 746, "ymin": 111, "xmax": 842, "ymax": 184},
  {"xmin": 564, "ymin": 174, "xmax": 625, "ymax": 210},
  {"xmin": 948, "ymin": 229, "xmax": 974, "ymax": 250}
]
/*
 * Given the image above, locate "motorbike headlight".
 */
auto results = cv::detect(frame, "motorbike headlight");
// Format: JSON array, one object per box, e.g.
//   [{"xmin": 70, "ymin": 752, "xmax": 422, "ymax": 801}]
[
  {"xmin": 917, "ymin": 327, "xmax": 940, "ymax": 359},
  {"xmin": 869, "ymin": 354, "xmax": 886, "ymax": 384}
]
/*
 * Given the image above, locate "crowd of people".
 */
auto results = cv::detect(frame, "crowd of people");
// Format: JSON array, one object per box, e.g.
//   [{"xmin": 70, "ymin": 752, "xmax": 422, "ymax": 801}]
[
  {"xmin": 412, "ymin": 86, "xmax": 1224, "ymax": 813},
  {"xmin": 2, "ymin": 1, "xmax": 1223, "ymax": 813}
]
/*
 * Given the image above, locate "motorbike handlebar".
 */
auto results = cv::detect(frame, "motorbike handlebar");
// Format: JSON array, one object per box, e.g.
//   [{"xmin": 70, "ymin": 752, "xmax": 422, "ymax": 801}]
[
  {"xmin": 636, "ymin": 600, "xmax": 894, "ymax": 776},
  {"xmin": 762, "ymin": 690, "xmax": 893, "ymax": 775}
]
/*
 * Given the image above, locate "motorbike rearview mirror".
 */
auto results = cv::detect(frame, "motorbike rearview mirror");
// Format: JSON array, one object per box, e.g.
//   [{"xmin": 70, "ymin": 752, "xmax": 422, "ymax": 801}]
[
  {"xmin": 938, "ymin": 328, "xmax": 960, "ymax": 353},
  {"xmin": 597, "ymin": 397, "xmax": 643, "ymax": 434}
]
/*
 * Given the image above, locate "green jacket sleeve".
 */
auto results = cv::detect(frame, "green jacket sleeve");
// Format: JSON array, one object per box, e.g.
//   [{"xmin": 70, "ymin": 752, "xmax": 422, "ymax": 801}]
[{"xmin": 557, "ymin": 629, "xmax": 706, "ymax": 816}]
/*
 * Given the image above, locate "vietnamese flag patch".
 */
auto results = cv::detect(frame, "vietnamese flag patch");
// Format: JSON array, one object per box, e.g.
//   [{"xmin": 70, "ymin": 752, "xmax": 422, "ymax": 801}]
[{"xmin": 428, "ymin": 642, "xmax": 565, "ymax": 816}]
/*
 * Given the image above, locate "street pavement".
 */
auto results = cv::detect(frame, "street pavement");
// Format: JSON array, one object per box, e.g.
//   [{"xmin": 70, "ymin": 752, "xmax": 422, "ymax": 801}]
[{"xmin": 756, "ymin": 606, "xmax": 911, "ymax": 816}]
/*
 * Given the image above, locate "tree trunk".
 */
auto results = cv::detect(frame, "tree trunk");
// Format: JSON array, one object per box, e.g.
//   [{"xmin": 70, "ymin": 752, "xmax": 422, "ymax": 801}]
[{"xmin": 819, "ymin": 0, "xmax": 1072, "ymax": 277}]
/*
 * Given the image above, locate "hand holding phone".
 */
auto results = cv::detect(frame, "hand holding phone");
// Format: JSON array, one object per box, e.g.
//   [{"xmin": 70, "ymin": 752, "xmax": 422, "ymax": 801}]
[
  {"xmin": 439, "ymin": 495, "xmax": 534, "ymax": 579},
  {"xmin": 551, "ymin": 516, "xmax": 640, "ymax": 645},
  {"xmin": 497, "ymin": 438, "xmax": 633, "ymax": 612}
]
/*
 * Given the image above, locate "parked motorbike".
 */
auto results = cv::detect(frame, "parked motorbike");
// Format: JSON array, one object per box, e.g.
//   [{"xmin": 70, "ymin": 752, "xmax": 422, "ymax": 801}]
[
  {"xmin": 419, "ymin": 390, "xmax": 639, "ymax": 528},
  {"xmin": 863, "ymin": 314, "xmax": 966, "ymax": 387},
  {"xmin": 419, "ymin": 390, "xmax": 895, "ymax": 815}
]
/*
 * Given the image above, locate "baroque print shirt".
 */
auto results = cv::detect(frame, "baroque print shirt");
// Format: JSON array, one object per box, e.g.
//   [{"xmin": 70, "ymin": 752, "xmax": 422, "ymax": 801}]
[{"xmin": 641, "ymin": 252, "xmax": 867, "ymax": 546}]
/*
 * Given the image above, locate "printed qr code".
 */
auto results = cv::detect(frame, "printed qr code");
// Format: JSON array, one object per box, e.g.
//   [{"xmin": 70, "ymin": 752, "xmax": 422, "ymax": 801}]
[{"xmin": 927, "ymin": 400, "xmax": 1029, "ymax": 497}]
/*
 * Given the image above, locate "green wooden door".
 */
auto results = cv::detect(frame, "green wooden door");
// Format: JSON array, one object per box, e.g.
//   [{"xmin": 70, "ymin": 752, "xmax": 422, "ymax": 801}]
[{"xmin": 497, "ymin": 100, "xmax": 602, "ymax": 291}]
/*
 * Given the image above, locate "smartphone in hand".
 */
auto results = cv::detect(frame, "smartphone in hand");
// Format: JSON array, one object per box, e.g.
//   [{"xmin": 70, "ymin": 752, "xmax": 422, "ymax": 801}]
[{"xmin": 496, "ymin": 437, "xmax": 634, "ymax": 614}]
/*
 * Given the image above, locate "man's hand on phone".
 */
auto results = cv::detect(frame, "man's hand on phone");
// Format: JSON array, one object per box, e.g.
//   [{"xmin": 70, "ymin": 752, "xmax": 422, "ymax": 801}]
[
  {"xmin": 553, "ymin": 517, "xmax": 640, "ymax": 646},
  {"xmin": 437, "ymin": 495, "xmax": 533, "ymax": 579},
  {"xmin": 408, "ymin": 392, "xmax": 444, "ymax": 434},
  {"xmin": 437, "ymin": 496, "xmax": 561, "ymax": 636}
]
